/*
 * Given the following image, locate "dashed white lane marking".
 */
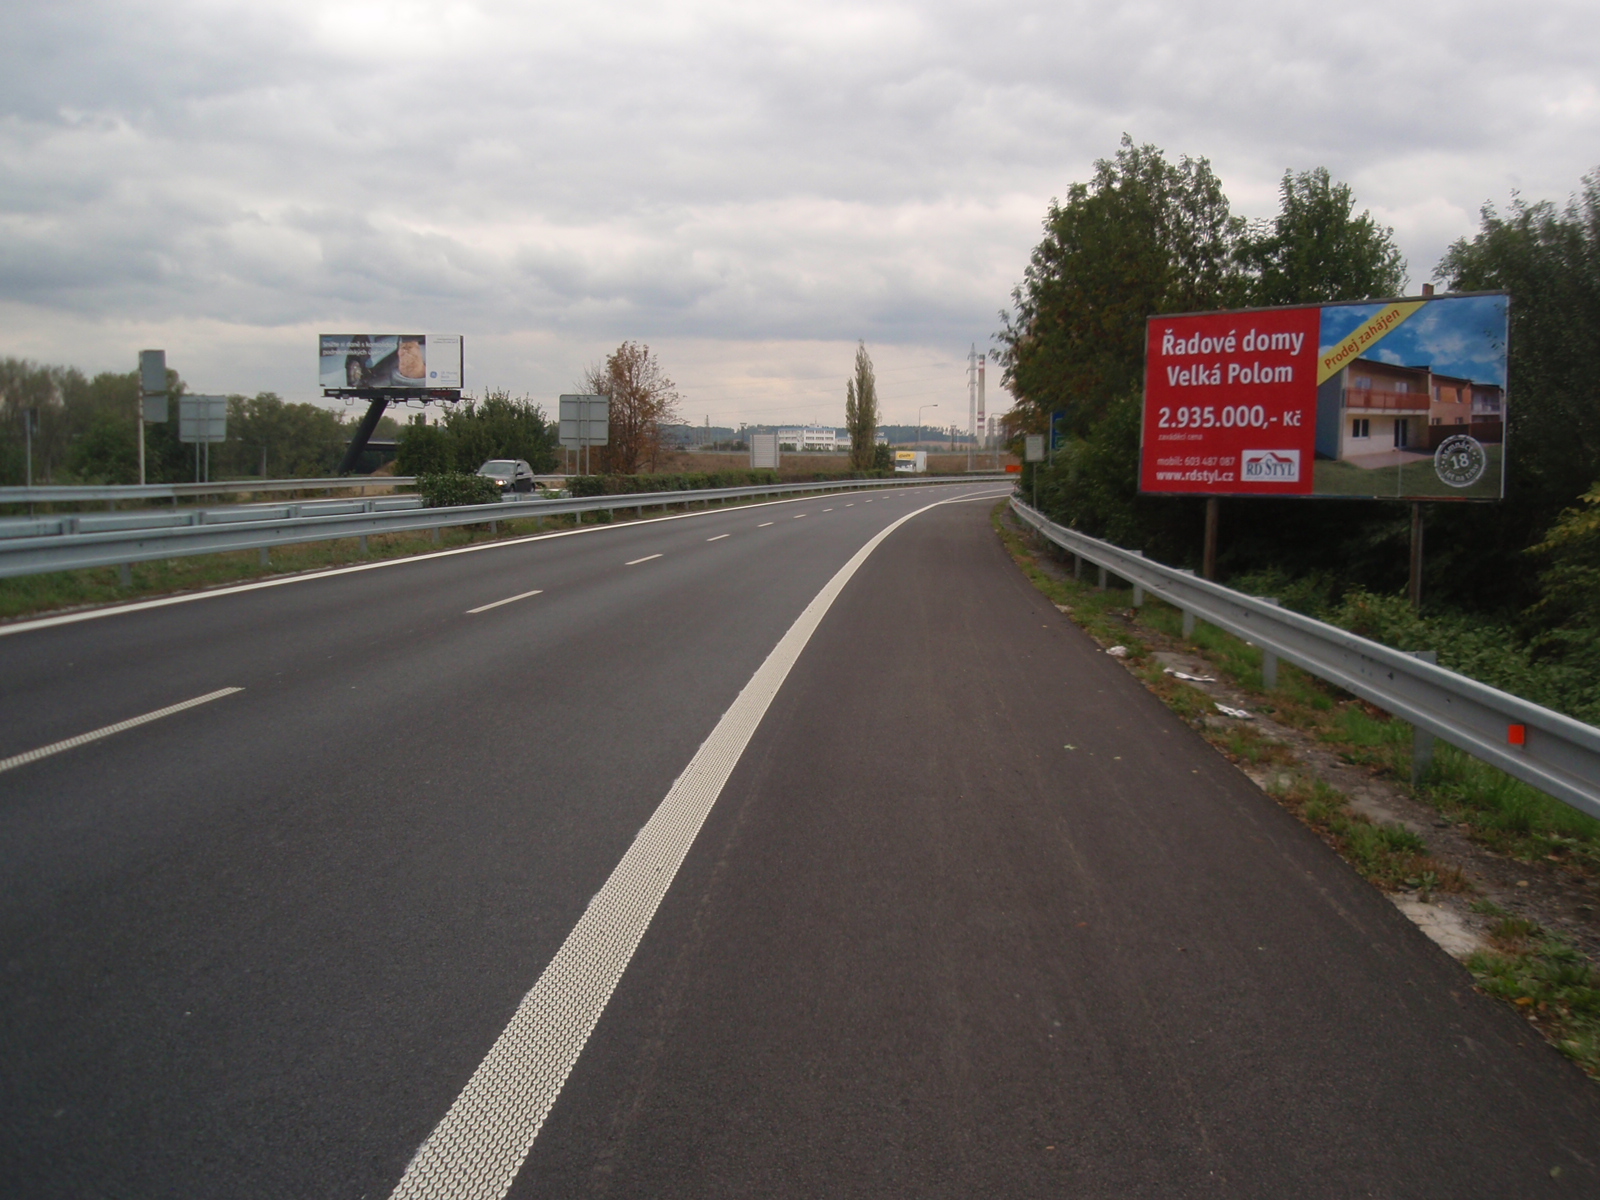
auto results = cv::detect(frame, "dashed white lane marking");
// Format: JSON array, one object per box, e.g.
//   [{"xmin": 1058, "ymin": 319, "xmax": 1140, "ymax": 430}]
[
  {"xmin": 822, "ymin": 508, "xmax": 833, "ymax": 512},
  {"xmin": 706, "ymin": 534, "xmax": 730, "ymax": 542},
  {"xmin": 846, "ymin": 503, "xmax": 855, "ymax": 507},
  {"xmin": 0, "ymin": 687, "xmax": 243, "ymax": 775},
  {"xmin": 387, "ymin": 494, "xmax": 965, "ymax": 1200},
  {"xmin": 0, "ymin": 490, "xmax": 863, "ymax": 641},
  {"xmin": 625, "ymin": 554, "xmax": 663, "ymax": 565},
  {"xmin": 792, "ymin": 513, "xmax": 807, "ymax": 519},
  {"xmin": 466, "ymin": 589, "xmax": 543, "ymax": 614},
  {"xmin": 757, "ymin": 521, "xmax": 774, "ymax": 527}
]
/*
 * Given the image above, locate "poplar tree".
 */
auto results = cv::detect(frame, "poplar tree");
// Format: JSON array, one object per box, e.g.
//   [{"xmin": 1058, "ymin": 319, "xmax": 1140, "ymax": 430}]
[{"xmin": 845, "ymin": 341, "xmax": 879, "ymax": 470}]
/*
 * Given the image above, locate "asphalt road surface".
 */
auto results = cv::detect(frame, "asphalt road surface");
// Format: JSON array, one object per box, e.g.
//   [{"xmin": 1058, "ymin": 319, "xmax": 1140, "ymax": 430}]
[{"xmin": 2, "ymin": 482, "xmax": 1596, "ymax": 1198}]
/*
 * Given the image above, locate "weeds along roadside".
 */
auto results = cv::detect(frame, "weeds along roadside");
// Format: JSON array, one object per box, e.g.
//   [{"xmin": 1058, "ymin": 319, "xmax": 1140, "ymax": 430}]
[{"xmin": 992, "ymin": 502, "xmax": 1600, "ymax": 1079}]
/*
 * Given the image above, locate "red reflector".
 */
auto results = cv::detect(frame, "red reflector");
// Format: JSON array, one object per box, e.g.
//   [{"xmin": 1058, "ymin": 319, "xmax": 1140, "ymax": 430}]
[
  {"xmin": 1005, "ymin": 464, "xmax": 1022, "ymax": 474},
  {"xmin": 1508, "ymin": 724, "xmax": 1527, "ymax": 746}
]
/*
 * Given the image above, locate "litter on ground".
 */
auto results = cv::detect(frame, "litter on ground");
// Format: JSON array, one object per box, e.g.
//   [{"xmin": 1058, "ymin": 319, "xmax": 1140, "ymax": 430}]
[{"xmin": 1164, "ymin": 667, "xmax": 1217, "ymax": 683}]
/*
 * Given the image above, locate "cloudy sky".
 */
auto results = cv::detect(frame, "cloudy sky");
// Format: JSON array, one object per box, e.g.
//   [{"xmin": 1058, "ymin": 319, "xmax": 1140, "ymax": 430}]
[{"xmin": 2, "ymin": 0, "xmax": 1596, "ymax": 431}]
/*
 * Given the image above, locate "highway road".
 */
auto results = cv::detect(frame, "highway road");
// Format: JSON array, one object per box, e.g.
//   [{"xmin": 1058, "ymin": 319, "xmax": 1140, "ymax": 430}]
[{"xmin": 2, "ymin": 481, "xmax": 1597, "ymax": 1198}]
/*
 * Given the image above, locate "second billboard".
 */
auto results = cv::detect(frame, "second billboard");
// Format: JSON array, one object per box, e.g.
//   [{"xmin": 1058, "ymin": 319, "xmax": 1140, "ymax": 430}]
[{"xmin": 1140, "ymin": 292, "xmax": 1508, "ymax": 501}]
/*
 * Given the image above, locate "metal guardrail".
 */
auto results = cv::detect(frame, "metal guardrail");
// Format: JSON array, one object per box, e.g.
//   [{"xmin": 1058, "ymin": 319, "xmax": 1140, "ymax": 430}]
[
  {"xmin": 0, "ymin": 475, "xmax": 1006, "ymax": 582},
  {"xmin": 1011, "ymin": 497, "xmax": 1600, "ymax": 821},
  {"xmin": 0, "ymin": 477, "xmax": 425, "ymax": 503},
  {"xmin": 0, "ymin": 495, "xmax": 426, "ymax": 541}
]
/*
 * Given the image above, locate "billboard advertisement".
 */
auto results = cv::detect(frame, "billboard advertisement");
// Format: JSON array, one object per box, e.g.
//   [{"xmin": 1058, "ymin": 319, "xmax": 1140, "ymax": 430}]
[
  {"xmin": 319, "ymin": 334, "xmax": 462, "ymax": 390},
  {"xmin": 1140, "ymin": 292, "xmax": 1508, "ymax": 500}
]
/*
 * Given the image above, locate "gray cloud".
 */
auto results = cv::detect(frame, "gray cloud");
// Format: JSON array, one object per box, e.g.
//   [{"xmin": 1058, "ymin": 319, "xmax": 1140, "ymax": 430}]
[{"xmin": 1, "ymin": 0, "xmax": 1597, "ymax": 421}]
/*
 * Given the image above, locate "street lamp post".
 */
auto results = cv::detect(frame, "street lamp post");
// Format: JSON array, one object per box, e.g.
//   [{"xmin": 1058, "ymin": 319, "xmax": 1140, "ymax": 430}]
[{"xmin": 917, "ymin": 404, "xmax": 938, "ymax": 452}]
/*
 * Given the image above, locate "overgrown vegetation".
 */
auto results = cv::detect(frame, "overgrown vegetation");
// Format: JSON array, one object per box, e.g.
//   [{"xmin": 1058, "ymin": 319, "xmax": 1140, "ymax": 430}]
[
  {"xmin": 996, "ymin": 141, "xmax": 1600, "ymax": 726},
  {"xmin": 1470, "ymin": 902, "xmax": 1600, "ymax": 1075},
  {"xmin": 0, "ymin": 361, "xmax": 387, "ymax": 485},
  {"xmin": 396, "ymin": 390, "xmax": 557, "ymax": 477},
  {"xmin": 414, "ymin": 472, "xmax": 504, "ymax": 507}
]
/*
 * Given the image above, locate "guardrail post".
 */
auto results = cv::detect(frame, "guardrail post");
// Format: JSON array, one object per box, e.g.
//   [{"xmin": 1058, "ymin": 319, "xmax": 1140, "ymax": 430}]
[
  {"xmin": 1096, "ymin": 565, "xmax": 1107, "ymax": 590},
  {"xmin": 259, "ymin": 547, "xmax": 269, "ymax": 567},
  {"xmin": 1182, "ymin": 609, "xmax": 1195, "ymax": 638},
  {"xmin": 1406, "ymin": 650, "xmax": 1438, "ymax": 784},
  {"xmin": 1132, "ymin": 584, "xmax": 1145, "ymax": 607},
  {"xmin": 1260, "ymin": 598, "xmax": 1281, "ymax": 689},
  {"xmin": 432, "ymin": 526, "xmax": 441, "ymax": 544},
  {"xmin": 1072, "ymin": 555, "xmax": 1081, "ymax": 581},
  {"xmin": 118, "ymin": 563, "xmax": 131, "ymax": 587},
  {"xmin": 359, "ymin": 535, "xmax": 369, "ymax": 555},
  {"xmin": 489, "ymin": 520, "xmax": 498, "ymax": 536}
]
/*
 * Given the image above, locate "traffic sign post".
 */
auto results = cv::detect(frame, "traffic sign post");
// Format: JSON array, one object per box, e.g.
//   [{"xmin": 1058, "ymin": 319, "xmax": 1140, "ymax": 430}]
[
  {"xmin": 138, "ymin": 350, "xmax": 167, "ymax": 487},
  {"xmin": 559, "ymin": 394, "xmax": 609, "ymax": 476},
  {"xmin": 178, "ymin": 395, "xmax": 228, "ymax": 483}
]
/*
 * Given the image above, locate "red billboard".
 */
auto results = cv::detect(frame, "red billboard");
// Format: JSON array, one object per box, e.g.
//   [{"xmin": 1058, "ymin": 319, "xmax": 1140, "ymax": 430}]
[
  {"xmin": 1140, "ymin": 293, "xmax": 1509, "ymax": 500},
  {"xmin": 1141, "ymin": 305, "xmax": 1320, "ymax": 495}
]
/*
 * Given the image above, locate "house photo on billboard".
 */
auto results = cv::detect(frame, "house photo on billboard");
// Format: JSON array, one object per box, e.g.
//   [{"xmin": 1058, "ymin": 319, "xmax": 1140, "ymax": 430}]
[{"xmin": 1310, "ymin": 293, "xmax": 1509, "ymax": 500}]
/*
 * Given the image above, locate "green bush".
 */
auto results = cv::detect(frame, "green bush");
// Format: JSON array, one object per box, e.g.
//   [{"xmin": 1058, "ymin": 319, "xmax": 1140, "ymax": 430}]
[
  {"xmin": 415, "ymin": 472, "xmax": 502, "ymax": 507},
  {"xmin": 397, "ymin": 422, "xmax": 454, "ymax": 476}
]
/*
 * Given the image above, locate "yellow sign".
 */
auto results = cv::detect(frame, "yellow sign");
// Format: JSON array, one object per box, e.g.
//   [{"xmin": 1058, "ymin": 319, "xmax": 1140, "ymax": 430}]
[{"xmin": 1316, "ymin": 300, "xmax": 1427, "ymax": 385}]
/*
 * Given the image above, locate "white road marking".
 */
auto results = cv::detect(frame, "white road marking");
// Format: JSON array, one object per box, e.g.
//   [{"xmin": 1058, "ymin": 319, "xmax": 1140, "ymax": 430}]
[
  {"xmin": 758, "ymin": 521, "xmax": 774, "ymax": 527},
  {"xmin": 846, "ymin": 503, "xmax": 854, "ymax": 507},
  {"xmin": 705, "ymin": 534, "xmax": 729, "ymax": 542},
  {"xmin": 625, "ymin": 554, "xmax": 663, "ymax": 566},
  {"xmin": 466, "ymin": 589, "xmax": 543, "ymax": 614},
  {"xmin": 0, "ymin": 687, "xmax": 243, "ymax": 775},
  {"xmin": 822, "ymin": 508, "xmax": 833, "ymax": 512},
  {"xmin": 387, "ymin": 494, "xmax": 963, "ymax": 1200},
  {"xmin": 0, "ymin": 492, "xmax": 863, "ymax": 641},
  {"xmin": 792, "ymin": 513, "xmax": 807, "ymax": 519}
]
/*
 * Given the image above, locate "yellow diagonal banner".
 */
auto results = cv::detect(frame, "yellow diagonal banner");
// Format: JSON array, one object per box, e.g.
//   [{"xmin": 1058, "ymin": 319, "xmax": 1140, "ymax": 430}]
[{"xmin": 1317, "ymin": 300, "xmax": 1428, "ymax": 385}]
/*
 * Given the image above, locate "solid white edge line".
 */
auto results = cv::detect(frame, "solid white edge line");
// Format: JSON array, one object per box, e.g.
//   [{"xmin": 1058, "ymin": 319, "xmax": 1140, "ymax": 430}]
[
  {"xmin": 624, "ymin": 554, "xmax": 663, "ymax": 566},
  {"xmin": 466, "ymin": 589, "xmax": 543, "ymax": 614},
  {"xmin": 0, "ymin": 687, "xmax": 244, "ymax": 775},
  {"xmin": 387, "ymin": 491, "xmax": 991, "ymax": 1200},
  {"xmin": 0, "ymin": 487, "xmax": 941, "ymax": 641}
]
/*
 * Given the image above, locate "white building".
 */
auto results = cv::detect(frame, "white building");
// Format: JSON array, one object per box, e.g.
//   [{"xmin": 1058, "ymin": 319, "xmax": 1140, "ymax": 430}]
[{"xmin": 776, "ymin": 425, "xmax": 838, "ymax": 452}]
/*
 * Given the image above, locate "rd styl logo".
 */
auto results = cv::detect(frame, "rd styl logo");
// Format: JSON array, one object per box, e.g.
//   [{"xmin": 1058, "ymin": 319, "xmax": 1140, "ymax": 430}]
[{"xmin": 1240, "ymin": 449, "xmax": 1301, "ymax": 482}]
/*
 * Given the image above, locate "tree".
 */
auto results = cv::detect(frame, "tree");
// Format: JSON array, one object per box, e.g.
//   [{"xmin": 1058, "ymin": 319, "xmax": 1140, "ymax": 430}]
[
  {"xmin": 997, "ymin": 136, "xmax": 1246, "ymax": 442},
  {"xmin": 581, "ymin": 342, "xmax": 681, "ymax": 474},
  {"xmin": 1437, "ymin": 174, "xmax": 1600, "ymax": 518},
  {"xmin": 439, "ymin": 389, "xmax": 557, "ymax": 472},
  {"xmin": 1239, "ymin": 167, "xmax": 1407, "ymax": 306},
  {"xmin": 395, "ymin": 416, "xmax": 455, "ymax": 476},
  {"xmin": 844, "ymin": 341, "xmax": 880, "ymax": 470}
]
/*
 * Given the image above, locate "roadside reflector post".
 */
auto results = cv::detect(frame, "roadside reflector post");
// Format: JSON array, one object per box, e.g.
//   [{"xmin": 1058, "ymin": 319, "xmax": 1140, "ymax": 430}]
[{"xmin": 1406, "ymin": 650, "xmax": 1438, "ymax": 784}]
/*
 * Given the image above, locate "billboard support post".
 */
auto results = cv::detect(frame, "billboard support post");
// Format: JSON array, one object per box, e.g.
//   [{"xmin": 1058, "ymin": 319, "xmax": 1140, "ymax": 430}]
[
  {"xmin": 1203, "ymin": 498, "xmax": 1219, "ymax": 581},
  {"xmin": 1409, "ymin": 503, "xmax": 1425, "ymax": 610},
  {"xmin": 338, "ymin": 398, "xmax": 391, "ymax": 476}
]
